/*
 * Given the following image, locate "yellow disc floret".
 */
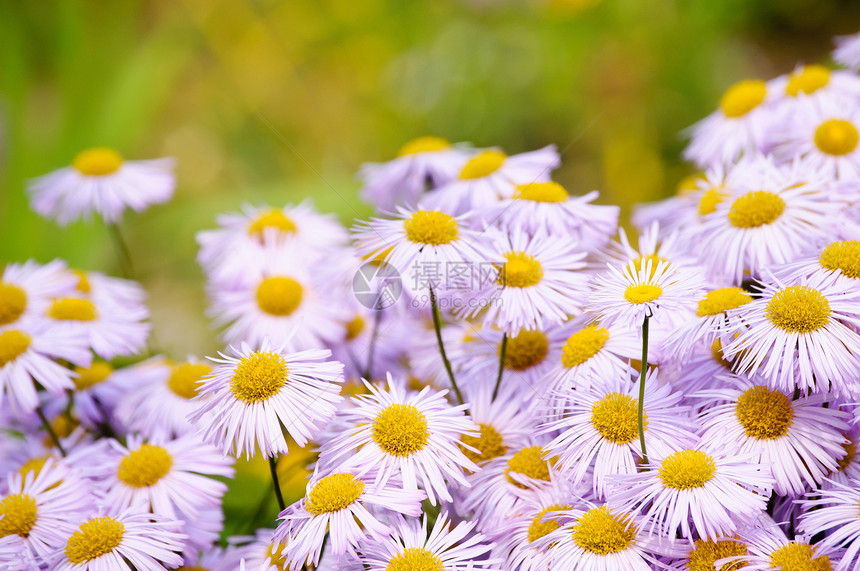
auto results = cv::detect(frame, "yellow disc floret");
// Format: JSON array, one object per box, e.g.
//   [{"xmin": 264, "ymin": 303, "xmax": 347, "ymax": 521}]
[
  {"xmin": 770, "ymin": 542, "xmax": 831, "ymax": 571},
  {"xmin": 73, "ymin": 270, "xmax": 91, "ymax": 293},
  {"xmin": 168, "ymin": 363, "xmax": 211, "ymax": 399},
  {"xmin": 459, "ymin": 150, "xmax": 507, "ymax": 179},
  {"xmin": 461, "ymin": 423, "xmax": 507, "ymax": 464},
  {"xmin": 248, "ymin": 210, "xmax": 297, "ymax": 239},
  {"xmin": 72, "ymin": 148, "xmax": 123, "ymax": 176},
  {"xmin": 786, "ymin": 64, "xmax": 831, "ymax": 96},
  {"xmin": 65, "ymin": 517, "xmax": 125, "ymax": 564},
  {"xmin": 386, "ymin": 547, "xmax": 445, "ymax": 571},
  {"xmin": 561, "ymin": 326, "xmax": 609, "ymax": 368},
  {"xmin": 572, "ymin": 506, "xmax": 637, "ymax": 554},
  {"xmin": 47, "ymin": 297, "xmax": 98, "ymax": 321},
  {"xmin": 498, "ymin": 252, "xmax": 544, "ymax": 288},
  {"xmin": 0, "ymin": 493, "xmax": 38, "ymax": 538},
  {"xmin": 305, "ymin": 473, "xmax": 365, "ymax": 514},
  {"xmin": 0, "ymin": 330, "xmax": 31, "ymax": 367},
  {"xmin": 766, "ymin": 285, "xmax": 831, "ymax": 333},
  {"xmin": 819, "ymin": 240, "xmax": 860, "ymax": 278},
  {"xmin": 73, "ymin": 362, "xmax": 113, "ymax": 391},
  {"xmin": 728, "ymin": 191, "xmax": 786, "ymax": 228},
  {"xmin": 397, "ymin": 136, "xmax": 451, "ymax": 157},
  {"xmin": 513, "ymin": 181, "xmax": 569, "ymax": 203},
  {"xmin": 503, "ymin": 329, "xmax": 549, "ymax": 371},
  {"xmin": 735, "ymin": 386, "xmax": 794, "ymax": 440},
  {"xmin": 698, "ymin": 186, "xmax": 728, "ymax": 216},
  {"xmin": 687, "ymin": 538, "xmax": 747, "ymax": 571},
  {"xmin": 256, "ymin": 277, "xmax": 303, "ymax": 316},
  {"xmin": 372, "ymin": 404, "xmax": 429, "ymax": 456},
  {"xmin": 117, "ymin": 444, "xmax": 173, "ymax": 488},
  {"xmin": 506, "ymin": 446, "xmax": 552, "ymax": 488},
  {"xmin": 527, "ymin": 504, "xmax": 572, "ymax": 543},
  {"xmin": 403, "ymin": 210, "xmax": 459, "ymax": 245},
  {"xmin": 624, "ymin": 284, "xmax": 663, "ymax": 304},
  {"xmin": 230, "ymin": 351, "xmax": 289, "ymax": 403},
  {"xmin": 591, "ymin": 393, "xmax": 644, "ymax": 444},
  {"xmin": 696, "ymin": 287, "xmax": 753, "ymax": 317},
  {"xmin": 345, "ymin": 316, "xmax": 365, "ymax": 341},
  {"xmin": 0, "ymin": 283, "xmax": 27, "ymax": 326},
  {"xmin": 815, "ymin": 119, "xmax": 859, "ymax": 156},
  {"xmin": 719, "ymin": 79, "xmax": 767, "ymax": 118},
  {"xmin": 658, "ymin": 450, "xmax": 717, "ymax": 490}
]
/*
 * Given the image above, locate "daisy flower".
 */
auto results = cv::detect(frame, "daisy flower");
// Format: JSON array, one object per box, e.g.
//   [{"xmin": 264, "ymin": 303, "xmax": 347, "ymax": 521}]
[
  {"xmin": 632, "ymin": 172, "xmax": 709, "ymax": 237},
  {"xmin": 0, "ymin": 459, "xmax": 94, "ymax": 562},
  {"xmin": 87, "ymin": 434, "xmax": 234, "ymax": 519},
  {"xmin": 835, "ymin": 31, "xmax": 860, "ymax": 69},
  {"xmin": 770, "ymin": 63, "xmax": 860, "ymax": 103},
  {"xmin": 67, "ymin": 360, "xmax": 151, "ymax": 431},
  {"xmin": 723, "ymin": 271, "xmax": 860, "ymax": 397},
  {"xmin": 49, "ymin": 507, "xmax": 186, "ymax": 570},
  {"xmin": 735, "ymin": 515, "xmax": 841, "ymax": 571},
  {"xmin": 27, "ymin": 147, "xmax": 175, "ymax": 225},
  {"xmin": 223, "ymin": 529, "xmax": 290, "ymax": 571},
  {"xmin": 696, "ymin": 377, "xmax": 851, "ymax": 496},
  {"xmin": 420, "ymin": 145, "xmax": 560, "ymax": 215},
  {"xmin": 189, "ymin": 339, "xmax": 344, "ymax": 459},
  {"xmin": 69, "ymin": 269, "xmax": 147, "ymax": 313},
  {"xmin": 351, "ymin": 511, "xmax": 500, "ymax": 571},
  {"xmin": 458, "ymin": 229, "xmax": 588, "ymax": 333},
  {"xmin": 0, "ymin": 259, "xmax": 76, "ymax": 327},
  {"xmin": 482, "ymin": 182, "xmax": 619, "ymax": 252},
  {"xmin": 773, "ymin": 239, "xmax": 860, "ymax": 287},
  {"xmin": 667, "ymin": 534, "xmax": 753, "ymax": 571},
  {"xmin": 358, "ymin": 136, "xmax": 472, "ymax": 211},
  {"xmin": 273, "ymin": 470, "xmax": 424, "ymax": 569},
  {"xmin": 458, "ymin": 382, "xmax": 535, "ymax": 466},
  {"xmin": 607, "ymin": 443, "xmax": 773, "ymax": 541},
  {"xmin": 684, "ymin": 78, "xmax": 776, "ymax": 167},
  {"xmin": 541, "ymin": 369, "xmax": 698, "ymax": 499},
  {"xmin": 600, "ymin": 221, "xmax": 701, "ymax": 274},
  {"xmin": 317, "ymin": 377, "xmax": 478, "ymax": 505},
  {"xmin": 797, "ymin": 478, "xmax": 860, "ymax": 570}
]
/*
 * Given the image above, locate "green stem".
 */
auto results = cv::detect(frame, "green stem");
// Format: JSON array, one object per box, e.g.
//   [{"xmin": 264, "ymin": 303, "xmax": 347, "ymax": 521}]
[
  {"xmin": 107, "ymin": 223, "xmax": 135, "ymax": 279},
  {"xmin": 35, "ymin": 406, "xmax": 67, "ymax": 457},
  {"xmin": 638, "ymin": 316, "xmax": 650, "ymax": 465},
  {"xmin": 269, "ymin": 456, "xmax": 286, "ymax": 512},
  {"xmin": 429, "ymin": 287, "xmax": 464, "ymax": 405},
  {"xmin": 492, "ymin": 333, "xmax": 507, "ymax": 401}
]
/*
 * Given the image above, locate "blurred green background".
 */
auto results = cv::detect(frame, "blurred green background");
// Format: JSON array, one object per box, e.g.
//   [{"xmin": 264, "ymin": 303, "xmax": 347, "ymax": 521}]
[{"xmin": 4, "ymin": 0, "xmax": 860, "ymax": 538}]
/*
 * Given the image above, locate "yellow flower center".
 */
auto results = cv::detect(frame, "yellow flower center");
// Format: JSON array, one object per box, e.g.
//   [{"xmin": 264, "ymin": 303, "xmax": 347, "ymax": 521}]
[
  {"xmin": 256, "ymin": 277, "xmax": 303, "ymax": 316},
  {"xmin": 73, "ymin": 270, "xmax": 91, "ymax": 293},
  {"xmin": 766, "ymin": 285, "xmax": 831, "ymax": 333},
  {"xmin": 676, "ymin": 173, "xmax": 706, "ymax": 196},
  {"xmin": 18, "ymin": 456, "xmax": 50, "ymax": 479},
  {"xmin": 819, "ymin": 240, "xmax": 860, "ymax": 279},
  {"xmin": 65, "ymin": 516, "xmax": 125, "ymax": 564},
  {"xmin": 711, "ymin": 338, "xmax": 734, "ymax": 371},
  {"xmin": 786, "ymin": 65, "xmax": 831, "ymax": 96},
  {"xmin": 459, "ymin": 150, "xmax": 507, "ymax": 179},
  {"xmin": 513, "ymin": 181, "xmax": 569, "ymax": 203},
  {"xmin": 561, "ymin": 325, "xmax": 609, "ymax": 368},
  {"xmin": 498, "ymin": 252, "xmax": 543, "ymax": 288},
  {"xmin": 658, "ymin": 450, "xmax": 717, "ymax": 490},
  {"xmin": 837, "ymin": 438, "xmax": 856, "ymax": 472},
  {"xmin": 503, "ymin": 329, "xmax": 549, "ymax": 370},
  {"xmin": 305, "ymin": 473, "xmax": 365, "ymax": 514},
  {"xmin": 47, "ymin": 297, "xmax": 98, "ymax": 321},
  {"xmin": 397, "ymin": 136, "xmax": 451, "ymax": 157},
  {"xmin": 506, "ymin": 446, "xmax": 552, "ymax": 488},
  {"xmin": 247, "ymin": 210, "xmax": 298, "ymax": 239},
  {"xmin": 719, "ymin": 79, "xmax": 767, "ymax": 118},
  {"xmin": 815, "ymin": 119, "xmax": 859, "ymax": 156},
  {"xmin": 372, "ymin": 404, "xmax": 429, "ymax": 456},
  {"xmin": 72, "ymin": 147, "xmax": 124, "ymax": 176},
  {"xmin": 168, "ymin": 363, "xmax": 211, "ymax": 399},
  {"xmin": 345, "ymin": 316, "xmax": 365, "ymax": 340},
  {"xmin": 0, "ymin": 283, "xmax": 27, "ymax": 326},
  {"xmin": 697, "ymin": 287, "xmax": 753, "ymax": 316},
  {"xmin": 624, "ymin": 284, "xmax": 663, "ymax": 304},
  {"xmin": 631, "ymin": 254, "xmax": 671, "ymax": 280},
  {"xmin": 386, "ymin": 547, "xmax": 445, "ymax": 571},
  {"xmin": 403, "ymin": 210, "xmax": 460, "ymax": 245},
  {"xmin": 460, "ymin": 423, "xmax": 507, "ymax": 464},
  {"xmin": 230, "ymin": 351, "xmax": 289, "ymax": 404},
  {"xmin": 591, "ymin": 393, "xmax": 645, "ymax": 444},
  {"xmin": 687, "ymin": 538, "xmax": 748, "ymax": 571},
  {"xmin": 117, "ymin": 444, "xmax": 173, "ymax": 488},
  {"xmin": 0, "ymin": 330, "xmax": 31, "ymax": 367},
  {"xmin": 572, "ymin": 506, "xmax": 637, "ymax": 555},
  {"xmin": 728, "ymin": 191, "xmax": 786, "ymax": 228},
  {"xmin": 770, "ymin": 542, "xmax": 831, "ymax": 571},
  {"xmin": 73, "ymin": 362, "xmax": 113, "ymax": 391},
  {"xmin": 51, "ymin": 415, "xmax": 78, "ymax": 440},
  {"xmin": 736, "ymin": 386, "xmax": 794, "ymax": 440},
  {"xmin": 265, "ymin": 542, "xmax": 289, "ymax": 571},
  {"xmin": 0, "ymin": 494, "xmax": 38, "ymax": 538},
  {"xmin": 527, "ymin": 504, "xmax": 573, "ymax": 543},
  {"xmin": 698, "ymin": 186, "xmax": 728, "ymax": 216}
]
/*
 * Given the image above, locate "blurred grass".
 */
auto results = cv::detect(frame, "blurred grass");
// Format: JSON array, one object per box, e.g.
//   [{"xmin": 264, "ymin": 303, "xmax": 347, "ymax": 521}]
[{"xmin": 3, "ymin": 0, "xmax": 860, "ymax": 520}]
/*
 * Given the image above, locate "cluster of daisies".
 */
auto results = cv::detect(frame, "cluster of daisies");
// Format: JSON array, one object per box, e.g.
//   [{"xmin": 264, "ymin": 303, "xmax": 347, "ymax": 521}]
[{"xmin": 6, "ymin": 32, "xmax": 860, "ymax": 571}]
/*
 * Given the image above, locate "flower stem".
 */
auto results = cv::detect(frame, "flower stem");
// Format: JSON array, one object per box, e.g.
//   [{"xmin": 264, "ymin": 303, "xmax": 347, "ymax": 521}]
[
  {"xmin": 492, "ymin": 333, "xmax": 507, "ymax": 401},
  {"xmin": 429, "ymin": 287, "xmax": 464, "ymax": 405},
  {"xmin": 638, "ymin": 316, "xmax": 650, "ymax": 465},
  {"xmin": 35, "ymin": 406, "xmax": 66, "ymax": 457},
  {"xmin": 268, "ymin": 456, "xmax": 286, "ymax": 512},
  {"xmin": 107, "ymin": 223, "xmax": 135, "ymax": 280}
]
